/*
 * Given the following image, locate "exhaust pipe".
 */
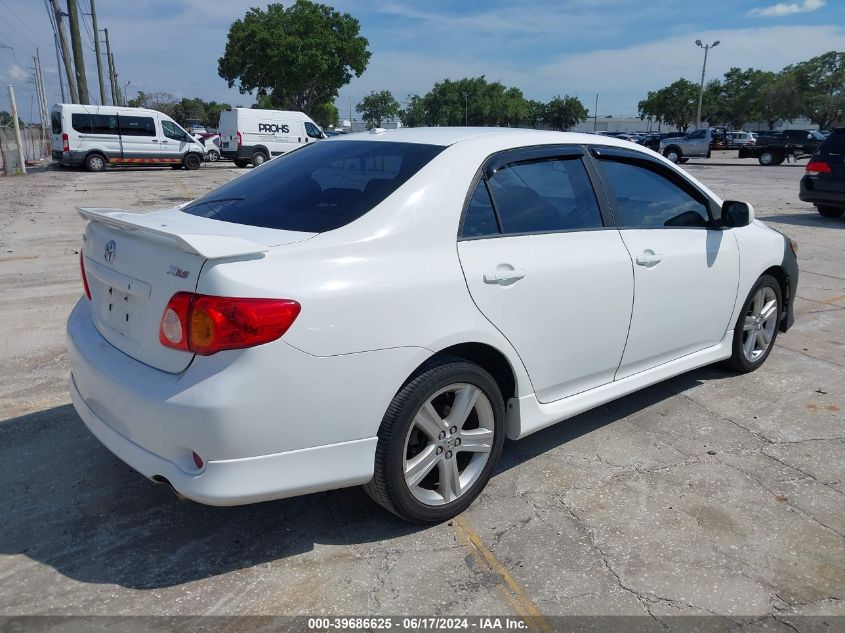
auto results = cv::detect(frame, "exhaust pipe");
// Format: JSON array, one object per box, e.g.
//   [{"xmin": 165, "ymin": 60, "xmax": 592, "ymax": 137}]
[{"xmin": 152, "ymin": 475, "xmax": 187, "ymax": 501}]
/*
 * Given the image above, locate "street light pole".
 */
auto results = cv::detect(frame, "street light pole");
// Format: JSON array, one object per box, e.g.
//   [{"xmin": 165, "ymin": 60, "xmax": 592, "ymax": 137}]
[
  {"xmin": 463, "ymin": 91, "xmax": 468, "ymax": 126},
  {"xmin": 695, "ymin": 39, "xmax": 719, "ymax": 130}
]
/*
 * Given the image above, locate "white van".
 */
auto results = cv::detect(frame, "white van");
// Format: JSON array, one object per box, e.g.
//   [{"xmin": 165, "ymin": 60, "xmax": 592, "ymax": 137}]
[
  {"xmin": 50, "ymin": 104, "xmax": 207, "ymax": 172},
  {"xmin": 219, "ymin": 108, "xmax": 325, "ymax": 167}
]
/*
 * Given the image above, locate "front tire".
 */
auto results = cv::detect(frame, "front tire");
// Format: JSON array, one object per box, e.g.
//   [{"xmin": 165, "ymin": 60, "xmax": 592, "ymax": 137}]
[
  {"xmin": 817, "ymin": 205, "xmax": 844, "ymax": 218},
  {"xmin": 183, "ymin": 153, "xmax": 202, "ymax": 170},
  {"xmin": 365, "ymin": 358, "xmax": 506, "ymax": 524},
  {"xmin": 727, "ymin": 275, "xmax": 782, "ymax": 373},
  {"xmin": 663, "ymin": 147, "xmax": 682, "ymax": 163},
  {"xmin": 758, "ymin": 151, "xmax": 778, "ymax": 166}
]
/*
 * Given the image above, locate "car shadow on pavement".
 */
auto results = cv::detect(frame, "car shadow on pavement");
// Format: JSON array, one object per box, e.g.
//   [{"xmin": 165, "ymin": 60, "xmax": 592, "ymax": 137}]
[
  {"xmin": 761, "ymin": 213, "xmax": 845, "ymax": 230},
  {"xmin": 0, "ymin": 366, "xmax": 733, "ymax": 590}
]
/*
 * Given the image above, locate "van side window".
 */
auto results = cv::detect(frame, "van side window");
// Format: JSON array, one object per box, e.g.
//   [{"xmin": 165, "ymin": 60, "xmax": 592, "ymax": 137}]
[
  {"xmin": 161, "ymin": 120, "xmax": 187, "ymax": 142},
  {"xmin": 119, "ymin": 116, "xmax": 156, "ymax": 137},
  {"xmin": 92, "ymin": 115, "xmax": 118, "ymax": 134},
  {"xmin": 305, "ymin": 122, "xmax": 323, "ymax": 139},
  {"xmin": 71, "ymin": 113, "xmax": 93, "ymax": 134}
]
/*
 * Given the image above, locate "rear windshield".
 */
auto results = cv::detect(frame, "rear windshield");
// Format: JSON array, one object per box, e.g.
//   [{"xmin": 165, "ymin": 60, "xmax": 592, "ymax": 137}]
[
  {"xmin": 819, "ymin": 129, "xmax": 845, "ymax": 155},
  {"xmin": 183, "ymin": 140, "xmax": 445, "ymax": 233}
]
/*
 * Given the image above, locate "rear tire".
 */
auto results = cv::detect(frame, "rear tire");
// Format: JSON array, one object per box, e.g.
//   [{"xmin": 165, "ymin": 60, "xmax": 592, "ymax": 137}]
[
  {"xmin": 678, "ymin": 157, "xmax": 690, "ymax": 164},
  {"xmin": 758, "ymin": 151, "xmax": 777, "ymax": 166},
  {"xmin": 817, "ymin": 205, "xmax": 845, "ymax": 218},
  {"xmin": 183, "ymin": 153, "xmax": 201, "ymax": 170},
  {"xmin": 726, "ymin": 275, "xmax": 782, "ymax": 373},
  {"xmin": 84, "ymin": 153, "xmax": 106, "ymax": 172},
  {"xmin": 234, "ymin": 159, "xmax": 249, "ymax": 168},
  {"xmin": 250, "ymin": 150, "xmax": 268, "ymax": 167},
  {"xmin": 365, "ymin": 357, "xmax": 506, "ymax": 524}
]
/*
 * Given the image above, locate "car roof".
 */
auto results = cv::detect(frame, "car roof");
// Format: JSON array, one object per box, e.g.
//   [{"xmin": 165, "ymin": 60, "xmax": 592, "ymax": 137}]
[{"xmin": 332, "ymin": 126, "xmax": 644, "ymax": 149}]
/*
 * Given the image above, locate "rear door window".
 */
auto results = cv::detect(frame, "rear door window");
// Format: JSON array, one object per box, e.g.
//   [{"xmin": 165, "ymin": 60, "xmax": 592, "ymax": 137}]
[
  {"xmin": 51, "ymin": 111, "xmax": 62, "ymax": 134},
  {"xmin": 183, "ymin": 141, "xmax": 445, "ymax": 233},
  {"xmin": 486, "ymin": 157, "xmax": 604, "ymax": 234}
]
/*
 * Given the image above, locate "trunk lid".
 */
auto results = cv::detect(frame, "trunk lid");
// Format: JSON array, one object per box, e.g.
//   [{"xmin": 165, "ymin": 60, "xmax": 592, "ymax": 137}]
[{"xmin": 80, "ymin": 207, "xmax": 315, "ymax": 373}]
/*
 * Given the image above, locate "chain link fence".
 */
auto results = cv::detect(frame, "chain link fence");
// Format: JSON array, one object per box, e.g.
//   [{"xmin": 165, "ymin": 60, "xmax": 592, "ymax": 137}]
[{"xmin": 0, "ymin": 124, "xmax": 51, "ymax": 175}]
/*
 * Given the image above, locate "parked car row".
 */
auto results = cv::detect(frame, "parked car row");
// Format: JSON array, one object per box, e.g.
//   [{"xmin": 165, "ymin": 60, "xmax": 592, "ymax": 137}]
[{"xmin": 50, "ymin": 104, "xmax": 328, "ymax": 172}]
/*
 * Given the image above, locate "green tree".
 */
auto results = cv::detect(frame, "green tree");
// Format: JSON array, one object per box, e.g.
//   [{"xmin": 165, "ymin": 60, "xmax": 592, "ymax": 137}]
[
  {"xmin": 786, "ymin": 51, "xmax": 845, "ymax": 129},
  {"xmin": 218, "ymin": 1, "xmax": 370, "ymax": 122},
  {"xmin": 638, "ymin": 79, "xmax": 699, "ymax": 131},
  {"xmin": 754, "ymin": 73, "xmax": 802, "ymax": 130},
  {"xmin": 311, "ymin": 101, "xmax": 339, "ymax": 128},
  {"xmin": 357, "ymin": 90, "xmax": 401, "ymax": 128},
  {"xmin": 543, "ymin": 95, "xmax": 588, "ymax": 131},
  {"xmin": 402, "ymin": 94, "xmax": 427, "ymax": 127},
  {"xmin": 707, "ymin": 67, "xmax": 770, "ymax": 129}
]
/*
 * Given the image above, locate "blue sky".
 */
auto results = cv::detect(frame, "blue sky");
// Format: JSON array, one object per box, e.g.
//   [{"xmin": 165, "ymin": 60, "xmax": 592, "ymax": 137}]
[{"xmin": 1, "ymin": 0, "xmax": 843, "ymax": 123}]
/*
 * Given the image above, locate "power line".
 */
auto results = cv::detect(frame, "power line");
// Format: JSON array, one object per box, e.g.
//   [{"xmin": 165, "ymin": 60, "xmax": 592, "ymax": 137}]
[{"xmin": 0, "ymin": 0, "xmax": 52, "ymax": 48}]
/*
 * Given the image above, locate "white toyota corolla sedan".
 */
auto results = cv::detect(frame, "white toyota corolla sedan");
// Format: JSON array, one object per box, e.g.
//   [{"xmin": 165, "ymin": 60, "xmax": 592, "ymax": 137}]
[{"xmin": 68, "ymin": 128, "xmax": 798, "ymax": 523}]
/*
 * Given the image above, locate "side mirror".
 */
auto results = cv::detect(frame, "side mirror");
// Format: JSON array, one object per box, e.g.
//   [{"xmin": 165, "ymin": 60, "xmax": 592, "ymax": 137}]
[{"xmin": 721, "ymin": 200, "xmax": 754, "ymax": 227}]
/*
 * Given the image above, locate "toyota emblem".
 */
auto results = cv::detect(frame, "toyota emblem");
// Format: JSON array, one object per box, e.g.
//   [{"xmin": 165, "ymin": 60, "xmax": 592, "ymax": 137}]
[{"xmin": 104, "ymin": 240, "xmax": 116, "ymax": 263}]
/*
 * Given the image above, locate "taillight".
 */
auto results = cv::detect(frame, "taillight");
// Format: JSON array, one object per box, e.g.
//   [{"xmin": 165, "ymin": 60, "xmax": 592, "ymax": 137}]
[
  {"xmin": 236, "ymin": 131, "xmax": 242, "ymax": 147},
  {"xmin": 62, "ymin": 132, "xmax": 69, "ymax": 152},
  {"xmin": 79, "ymin": 250, "xmax": 91, "ymax": 300},
  {"xmin": 159, "ymin": 292, "xmax": 300, "ymax": 355},
  {"xmin": 806, "ymin": 160, "xmax": 831, "ymax": 176}
]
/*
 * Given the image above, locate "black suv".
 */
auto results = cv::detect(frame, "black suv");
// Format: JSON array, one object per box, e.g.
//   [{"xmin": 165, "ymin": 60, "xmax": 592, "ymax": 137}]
[{"xmin": 800, "ymin": 128, "xmax": 845, "ymax": 218}]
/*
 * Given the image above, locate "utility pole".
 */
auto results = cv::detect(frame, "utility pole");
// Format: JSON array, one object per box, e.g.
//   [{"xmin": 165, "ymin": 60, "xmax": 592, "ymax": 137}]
[
  {"xmin": 593, "ymin": 93, "xmax": 598, "ymax": 131},
  {"xmin": 8, "ymin": 85, "xmax": 27, "ymax": 174},
  {"xmin": 66, "ymin": 0, "xmax": 89, "ymax": 104},
  {"xmin": 695, "ymin": 39, "xmax": 720, "ymax": 130},
  {"xmin": 103, "ymin": 28, "xmax": 117, "ymax": 105},
  {"xmin": 89, "ymin": 0, "xmax": 106, "ymax": 105},
  {"xmin": 463, "ymin": 91, "xmax": 468, "ymax": 126},
  {"xmin": 34, "ymin": 52, "xmax": 50, "ymax": 155},
  {"xmin": 51, "ymin": 33, "xmax": 66, "ymax": 102},
  {"xmin": 49, "ymin": 0, "xmax": 78, "ymax": 103}
]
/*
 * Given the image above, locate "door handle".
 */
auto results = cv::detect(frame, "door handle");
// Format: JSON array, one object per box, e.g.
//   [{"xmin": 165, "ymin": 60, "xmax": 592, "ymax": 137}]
[
  {"xmin": 150, "ymin": 139, "xmax": 159, "ymax": 142},
  {"xmin": 484, "ymin": 267, "xmax": 526, "ymax": 284},
  {"xmin": 635, "ymin": 250, "xmax": 662, "ymax": 267}
]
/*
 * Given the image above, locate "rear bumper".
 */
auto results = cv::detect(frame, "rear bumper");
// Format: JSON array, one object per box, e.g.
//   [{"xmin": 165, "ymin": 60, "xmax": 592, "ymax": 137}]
[
  {"xmin": 221, "ymin": 145, "xmax": 252, "ymax": 161},
  {"xmin": 800, "ymin": 176, "xmax": 845, "ymax": 208},
  {"xmin": 70, "ymin": 375, "xmax": 376, "ymax": 505},
  {"xmin": 67, "ymin": 299, "xmax": 427, "ymax": 505},
  {"xmin": 52, "ymin": 150, "xmax": 85, "ymax": 166}
]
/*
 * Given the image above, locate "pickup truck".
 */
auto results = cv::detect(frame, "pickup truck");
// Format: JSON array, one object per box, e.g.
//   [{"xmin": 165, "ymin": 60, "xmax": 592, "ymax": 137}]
[
  {"xmin": 659, "ymin": 128, "xmax": 726, "ymax": 163},
  {"xmin": 738, "ymin": 129, "xmax": 826, "ymax": 166}
]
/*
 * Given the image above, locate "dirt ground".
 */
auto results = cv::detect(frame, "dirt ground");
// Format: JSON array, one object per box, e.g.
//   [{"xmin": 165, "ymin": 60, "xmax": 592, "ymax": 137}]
[{"xmin": 0, "ymin": 155, "xmax": 842, "ymax": 628}]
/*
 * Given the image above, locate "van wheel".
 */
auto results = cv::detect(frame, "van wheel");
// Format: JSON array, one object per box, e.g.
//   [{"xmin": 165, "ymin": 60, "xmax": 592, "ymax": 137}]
[
  {"xmin": 183, "ymin": 154, "xmax": 202, "ymax": 170},
  {"xmin": 250, "ymin": 150, "xmax": 268, "ymax": 167},
  {"xmin": 678, "ymin": 157, "xmax": 690, "ymax": 164},
  {"xmin": 365, "ymin": 357, "xmax": 506, "ymax": 524},
  {"xmin": 84, "ymin": 153, "xmax": 106, "ymax": 172},
  {"xmin": 234, "ymin": 159, "xmax": 249, "ymax": 168}
]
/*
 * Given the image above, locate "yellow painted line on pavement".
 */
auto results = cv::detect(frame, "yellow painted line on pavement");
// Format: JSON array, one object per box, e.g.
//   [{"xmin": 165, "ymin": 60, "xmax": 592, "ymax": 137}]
[
  {"xmin": 452, "ymin": 515, "xmax": 553, "ymax": 633},
  {"xmin": 172, "ymin": 173, "xmax": 195, "ymax": 198}
]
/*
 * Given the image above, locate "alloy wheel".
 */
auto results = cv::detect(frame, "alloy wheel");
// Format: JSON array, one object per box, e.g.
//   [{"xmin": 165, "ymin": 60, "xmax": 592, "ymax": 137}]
[
  {"xmin": 402, "ymin": 383, "xmax": 495, "ymax": 506},
  {"xmin": 741, "ymin": 286, "xmax": 778, "ymax": 362}
]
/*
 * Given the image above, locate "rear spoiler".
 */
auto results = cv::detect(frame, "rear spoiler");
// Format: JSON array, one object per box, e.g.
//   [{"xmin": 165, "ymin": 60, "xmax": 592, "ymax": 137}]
[{"xmin": 77, "ymin": 208, "xmax": 268, "ymax": 260}]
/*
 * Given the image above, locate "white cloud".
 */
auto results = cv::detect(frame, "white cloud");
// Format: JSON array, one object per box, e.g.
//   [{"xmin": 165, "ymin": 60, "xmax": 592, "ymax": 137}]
[
  {"xmin": 749, "ymin": 0, "xmax": 825, "ymax": 17},
  {"xmin": 338, "ymin": 24, "xmax": 845, "ymax": 115},
  {"xmin": 8, "ymin": 65, "xmax": 28, "ymax": 81}
]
